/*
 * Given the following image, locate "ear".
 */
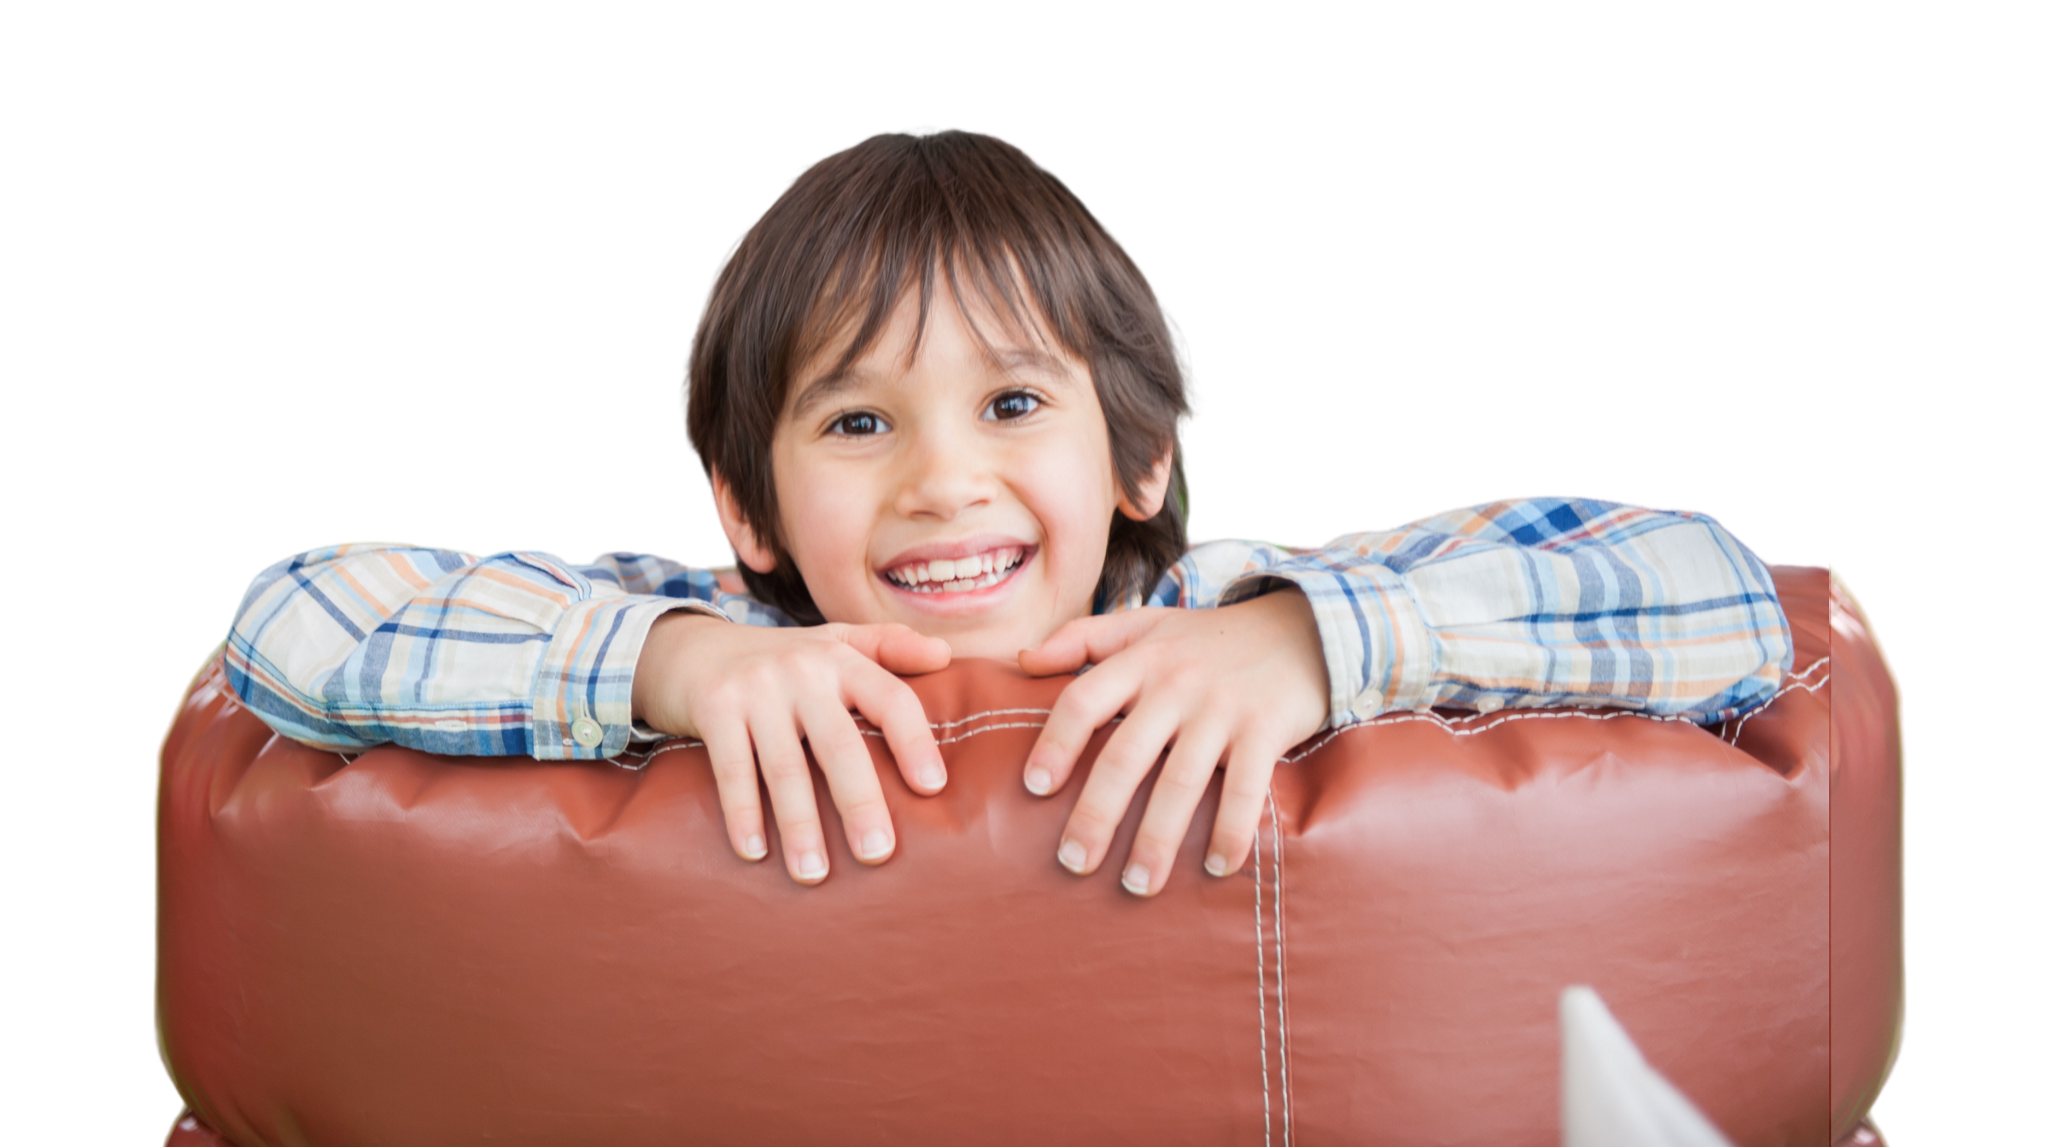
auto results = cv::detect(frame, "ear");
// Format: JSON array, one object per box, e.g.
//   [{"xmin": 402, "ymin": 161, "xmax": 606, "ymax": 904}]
[
  {"xmin": 1115, "ymin": 446, "xmax": 1175, "ymax": 522},
  {"xmin": 711, "ymin": 470, "xmax": 778, "ymax": 574}
]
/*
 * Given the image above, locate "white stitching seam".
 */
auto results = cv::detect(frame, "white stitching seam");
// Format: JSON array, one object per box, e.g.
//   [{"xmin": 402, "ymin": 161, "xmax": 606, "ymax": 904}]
[
  {"xmin": 1278, "ymin": 707, "xmax": 1689, "ymax": 764},
  {"xmin": 605, "ymin": 663, "xmax": 1833, "ymax": 772},
  {"xmin": 927, "ymin": 707, "xmax": 1053, "ymax": 730},
  {"xmin": 854, "ymin": 721, "xmax": 1061, "ymax": 747},
  {"xmin": 1254, "ymin": 805, "xmax": 1272, "ymax": 1147},
  {"xmin": 1723, "ymin": 663, "xmax": 1831, "ymax": 750},
  {"xmin": 1380, "ymin": 661, "xmax": 1826, "ymax": 728},
  {"xmin": 1276, "ymin": 660, "xmax": 1833, "ymax": 765},
  {"xmin": 608, "ymin": 713, "xmax": 1068, "ymax": 770},
  {"xmin": 1269, "ymin": 789, "xmax": 1293, "ymax": 1147},
  {"xmin": 1779, "ymin": 657, "xmax": 1832, "ymax": 687}
]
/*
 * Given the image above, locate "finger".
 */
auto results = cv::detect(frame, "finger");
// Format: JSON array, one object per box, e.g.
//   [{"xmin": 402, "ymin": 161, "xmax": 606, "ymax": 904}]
[
  {"xmin": 1023, "ymin": 656, "xmax": 1141, "ymax": 798},
  {"xmin": 749, "ymin": 712, "xmax": 830, "ymax": 885},
  {"xmin": 1054, "ymin": 702, "xmax": 1178, "ymax": 878},
  {"xmin": 797, "ymin": 696, "xmax": 896, "ymax": 865},
  {"xmin": 697, "ymin": 712, "xmax": 767, "ymax": 862},
  {"xmin": 1017, "ymin": 610, "xmax": 1163, "ymax": 678},
  {"xmin": 1204, "ymin": 733, "xmax": 1288, "ymax": 878},
  {"xmin": 1122, "ymin": 723, "xmax": 1232, "ymax": 897},
  {"xmin": 834, "ymin": 622, "xmax": 952, "ymax": 676},
  {"xmin": 843, "ymin": 657, "xmax": 946, "ymax": 794}
]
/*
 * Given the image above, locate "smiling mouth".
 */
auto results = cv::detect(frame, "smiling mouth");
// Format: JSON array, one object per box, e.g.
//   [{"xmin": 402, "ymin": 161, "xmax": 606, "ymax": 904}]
[{"xmin": 881, "ymin": 546, "xmax": 1030, "ymax": 594}]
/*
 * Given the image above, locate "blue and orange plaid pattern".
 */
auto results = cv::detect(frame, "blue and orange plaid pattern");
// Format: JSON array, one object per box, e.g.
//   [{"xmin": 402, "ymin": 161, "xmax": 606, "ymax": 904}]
[
  {"xmin": 225, "ymin": 498, "xmax": 1791, "ymax": 760},
  {"xmin": 1154, "ymin": 499, "xmax": 1790, "ymax": 728}
]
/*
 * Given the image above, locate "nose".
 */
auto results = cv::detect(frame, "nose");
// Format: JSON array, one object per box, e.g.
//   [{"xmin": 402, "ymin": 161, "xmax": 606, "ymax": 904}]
[{"xmin": 893, "ymin": 421, "xmax": 998, "ymax": 521}]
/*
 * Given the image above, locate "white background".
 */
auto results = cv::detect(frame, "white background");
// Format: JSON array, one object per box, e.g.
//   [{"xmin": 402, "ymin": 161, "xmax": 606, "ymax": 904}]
[{"xmin": 2, "ymin": 3, "xmax": 2041, "ymax": 1141}]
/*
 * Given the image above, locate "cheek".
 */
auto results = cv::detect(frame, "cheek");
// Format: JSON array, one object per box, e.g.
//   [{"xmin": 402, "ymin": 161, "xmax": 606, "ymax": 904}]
[
  {"xmin": 773, "ymin": 454, "xmax": 877, "ymax": 602},
  {"xmin": 1011, "ymin": 433, "xmax": 1120, "ymax": 583}
]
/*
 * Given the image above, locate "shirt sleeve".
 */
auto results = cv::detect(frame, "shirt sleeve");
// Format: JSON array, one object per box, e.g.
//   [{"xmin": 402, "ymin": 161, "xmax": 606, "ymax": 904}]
[
  {"xmin": 1149, "ymin": 499, "xmax": 1793, "ymax": 729},
  {"xmin": 222, "ymin": 544, "xmax": 784, "ymax": 760}
]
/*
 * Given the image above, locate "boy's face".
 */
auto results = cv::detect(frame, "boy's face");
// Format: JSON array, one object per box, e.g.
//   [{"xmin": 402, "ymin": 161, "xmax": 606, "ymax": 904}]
[{"xmin": 723, "ymin": 286, "xmax": 1166, "ymax": 661}]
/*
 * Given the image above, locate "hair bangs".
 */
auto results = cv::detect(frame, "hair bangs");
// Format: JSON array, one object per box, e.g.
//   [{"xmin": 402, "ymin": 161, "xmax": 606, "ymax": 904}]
[{"xmin": 794, "ymin": 198, "xmax": 1083, "ymax": 405}]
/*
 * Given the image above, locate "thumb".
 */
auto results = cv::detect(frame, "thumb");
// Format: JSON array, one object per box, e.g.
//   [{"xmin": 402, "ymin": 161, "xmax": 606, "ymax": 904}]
[
  {"xmin": 1017, "ymin": 609, "xmax": 1163, "ymax": 677},
  {"xmin": 837, "ymin": 622, "xmax": 952, "ymax": 676}
]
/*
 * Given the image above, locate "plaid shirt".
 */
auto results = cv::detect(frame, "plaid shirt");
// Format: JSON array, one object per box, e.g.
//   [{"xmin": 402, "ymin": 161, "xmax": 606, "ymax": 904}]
[{"xmin": 225, "ymin": 498, "xmax": 1792, "ymax": 760}]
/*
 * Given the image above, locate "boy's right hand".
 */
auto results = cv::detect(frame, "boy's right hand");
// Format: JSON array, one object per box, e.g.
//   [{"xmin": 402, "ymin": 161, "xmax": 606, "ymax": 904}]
[{"xmin": 631, "ymin": 613, "xmax": 950, "ymax": 884}]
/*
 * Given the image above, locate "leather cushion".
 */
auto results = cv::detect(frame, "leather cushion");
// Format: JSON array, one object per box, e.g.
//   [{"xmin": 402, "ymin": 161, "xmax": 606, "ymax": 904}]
[{"xmin": 155, "ymin": 566, "xmax": 1899, "ymax": 1146}]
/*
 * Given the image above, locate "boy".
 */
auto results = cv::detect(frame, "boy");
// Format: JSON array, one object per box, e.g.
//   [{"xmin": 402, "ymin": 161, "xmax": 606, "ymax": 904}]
[{"xmin": 227, "ymin": 131, "xmax": 1790, "ymax": 898}]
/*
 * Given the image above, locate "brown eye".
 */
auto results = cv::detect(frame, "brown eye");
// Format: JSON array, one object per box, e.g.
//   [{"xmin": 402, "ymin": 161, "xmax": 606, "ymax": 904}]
[
  {"xmin": 985, "ymin": 391, "xmax": 1041, "ymax": 421},
  {"xmin": 830, "ymin": 411, "xmax": 888, "ymax": 436}
]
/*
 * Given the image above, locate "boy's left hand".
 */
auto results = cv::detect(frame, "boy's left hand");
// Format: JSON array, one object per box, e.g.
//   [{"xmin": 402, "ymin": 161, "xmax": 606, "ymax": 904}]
[{"xmin": 1017, "ymin": 588, "xmax": 1329, "ymax": 897}]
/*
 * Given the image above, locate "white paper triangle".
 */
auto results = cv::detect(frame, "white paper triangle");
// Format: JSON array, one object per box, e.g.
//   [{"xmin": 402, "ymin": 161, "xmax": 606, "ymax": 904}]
[{"xmin": 1560, "ymin": 986, "xmax": 1735, "ymax": 1147}]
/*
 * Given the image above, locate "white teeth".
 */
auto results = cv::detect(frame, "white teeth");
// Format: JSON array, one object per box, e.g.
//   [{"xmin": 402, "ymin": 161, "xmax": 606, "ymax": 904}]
[{"xmin": 883, "ymin": 547, "xmax": 1024, "ymax": 593}]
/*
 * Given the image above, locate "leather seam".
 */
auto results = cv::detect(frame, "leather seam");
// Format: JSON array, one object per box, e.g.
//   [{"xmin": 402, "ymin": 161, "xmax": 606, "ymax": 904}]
[
  {"xmin": 1270, "ymin": 789, "xmax": 1294, "ymax": 1145},
  {"xmin": 1277, "ymin": 660, "xmax": 1833, "ymax": 764},
  {"xmin": 611, "ymin": 711, "xmax": 1071, "ymax": 769},
  {"xmin": 1720, "ymin": 659, "xmax": 1832, "ymax": 749},
  {"xmin": 1281, "ymin": 708, "xmax": 1683, "ymax": 763},
  {"xmin": 1254, "ymin": 803, "xmax": 1272, "ymax": 1146},
  {"xmin": 614, "ymin": 661, "xmax": 1834, "ymax": 769}
]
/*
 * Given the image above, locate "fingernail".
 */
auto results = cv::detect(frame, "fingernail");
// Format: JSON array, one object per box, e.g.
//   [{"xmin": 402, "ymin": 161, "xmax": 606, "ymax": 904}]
[
  {"xmin": 858, "ymin": 830, "xmax": 892, "ymax": 861},
  {"xmin": 797, "ymin": 851, "xmax": 827, "ymax": 880},
  {"xmin": 1056, "ymin": 839, "xmax": 1088, "ymax": 874},
  {"xmin": 742, "ymin": 834, "xmax": 767, "ymax": 860},
  {"xmin": 1023, "ymin": 767, "xmax": 1051, "ymax": 795},
  {"xmin": 1121, "ymin": 864, "xmax": 1153, "ymax": 896},
  {"xmin": 919, "ymin": 765, "xmax": 947, "ymax": 790},
  {"xmin": 1204, "ymin": 852, "xmax": 1228, "ymax": 877}
]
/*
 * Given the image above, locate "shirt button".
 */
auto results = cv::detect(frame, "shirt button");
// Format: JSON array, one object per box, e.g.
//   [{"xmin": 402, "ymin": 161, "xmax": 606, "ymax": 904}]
[
  {"xmin": 1352, "ymin": 688, "xmax": 1385, "ymax": 717},
  {"xmin": 571, "ymin": 716, "xmax": 605, "ymax": 748},
  {"xmin": 1475, "ymin": 696, "xmax": 1504, "ymax": 715}
]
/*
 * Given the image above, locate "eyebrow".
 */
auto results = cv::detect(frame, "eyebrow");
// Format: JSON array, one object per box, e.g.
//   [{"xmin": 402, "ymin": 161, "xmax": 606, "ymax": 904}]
[
  {"xmin": 787, "ymin": 347, "xmax": 1077, "ymax": 421},
  {"xmin": 789, "ymin": 368, "xmax": 871, "ymax": 420},
  {"xmin": 989, "ymin": 348, "xmax": 1076, "ymax": 381}
]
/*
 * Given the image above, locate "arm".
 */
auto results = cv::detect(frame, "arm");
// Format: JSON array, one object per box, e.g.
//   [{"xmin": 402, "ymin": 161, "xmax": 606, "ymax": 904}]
[
  {"xmin": 224, "ymin": 544, "xmax": 741, "ymax": 760},
  {"xmin": 1194, "ymin": 497, "xmax": 1792, "ymax": 727},
  {"xmin": 1018, "ymin": 498, "xmax": 1792, "ymax": 897},
  {"xmin": 226, "ymin": 544, "xmax": 949, "ymax": 885}
]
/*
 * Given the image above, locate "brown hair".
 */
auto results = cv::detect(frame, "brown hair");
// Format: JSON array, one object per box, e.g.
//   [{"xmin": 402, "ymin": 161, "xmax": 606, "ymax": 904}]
[{"xmin": 686, "ymin": 130, "xmax": 1189, "ymax": 624}]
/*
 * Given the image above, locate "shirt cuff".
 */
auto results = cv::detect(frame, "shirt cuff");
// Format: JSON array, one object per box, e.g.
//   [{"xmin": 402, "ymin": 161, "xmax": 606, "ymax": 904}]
[
  {"xmin": 1220, "ymin": 559, "xmax": 1440, "ymax": 729},
  {"xmin": 529, "ymin": 596, "xmax": 728, "ymax": 760}
]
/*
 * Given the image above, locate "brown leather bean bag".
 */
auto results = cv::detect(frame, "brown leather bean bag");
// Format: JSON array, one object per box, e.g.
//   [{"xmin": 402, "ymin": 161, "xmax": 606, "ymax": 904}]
[{"xmin": 156, "ymin": 566, "xmax": 1900, "ymax": 1146}]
